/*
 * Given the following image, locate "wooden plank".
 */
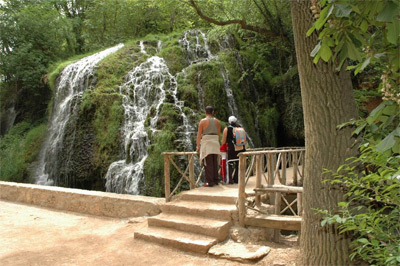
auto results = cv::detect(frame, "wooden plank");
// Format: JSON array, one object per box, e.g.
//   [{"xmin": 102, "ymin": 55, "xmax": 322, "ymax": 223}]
[
  {"xmin": 255, "ymin": 185, "xmax": 303, "ymax": 193},
  {"xmin": 245, "ymin": 215, "xmax": 301, "ymax": 231},
  {"xmin": 238, "ymin": 155, "xmax": 247, "ymax": 226},
  {"xmin": 164, "ymin": 155, "xmax": 170, "ymax": 202}
]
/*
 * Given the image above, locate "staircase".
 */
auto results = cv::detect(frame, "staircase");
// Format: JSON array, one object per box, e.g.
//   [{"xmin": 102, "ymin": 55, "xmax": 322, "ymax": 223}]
[{"xmin": 134, "ymin": 187, "xmax": 238, "ymax": 254}]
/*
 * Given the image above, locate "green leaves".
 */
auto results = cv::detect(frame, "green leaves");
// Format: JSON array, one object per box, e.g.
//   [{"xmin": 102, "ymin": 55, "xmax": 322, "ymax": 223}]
[
  {"xmin": 335, "ymin": 4, "xmax": 352, "ymax": 18},
  {"xmin": 320, "ymin": 40, "xmax": 332, "ymax": 62},
  {"xmin": 376, "ymin": 0, "xmax": 398, "ymax": 22},
  {"xmin": 387, "ymin": 20, "xmax": 400, "ymax": 45},
  {"xmin": 320, "ymin": 98, "xmax": 400, "ymax": 264}
]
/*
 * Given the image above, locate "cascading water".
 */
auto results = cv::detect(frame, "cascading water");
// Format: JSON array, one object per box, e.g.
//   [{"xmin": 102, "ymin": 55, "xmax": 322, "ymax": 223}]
[
  {"xmin": 2, "ymin": 104, "xmax": 17, "ymax": 135},
  {"xmin": 105, "ymin": 40, "xmax": 194, "ymax": 194},
  {"xmin": 35, "ymin": 44, "xmax": 124, "ymax": 185},
  {"xmin": 179, "ymin": 30, "xmax": 254, "ymax": 146},
  {"xmin": 179, "ymin": 30, "xmax": 241, "ymax": 119}
]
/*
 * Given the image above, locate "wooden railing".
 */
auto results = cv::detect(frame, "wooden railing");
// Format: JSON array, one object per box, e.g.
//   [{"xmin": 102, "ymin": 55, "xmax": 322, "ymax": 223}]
[
  {"xmin": 162, "ymin": 147, "xmax": 304, "ymax": 203},
  {"xmin": 237, "ymin": 147, "xmax": 305, "ymax": 215},
  {"xmin": 237, "ymin": 147, "xmax": 305, "ymax": 240},
  {"xmin": 163, "ymin": 152, "xmax": 203, "ymax": 202}
]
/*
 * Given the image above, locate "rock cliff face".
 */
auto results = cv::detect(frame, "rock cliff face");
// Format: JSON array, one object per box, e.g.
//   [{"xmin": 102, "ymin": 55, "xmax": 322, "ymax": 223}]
[{"xmin": 36, "ymin": 29, "xmax": 304, "ymax": 196}]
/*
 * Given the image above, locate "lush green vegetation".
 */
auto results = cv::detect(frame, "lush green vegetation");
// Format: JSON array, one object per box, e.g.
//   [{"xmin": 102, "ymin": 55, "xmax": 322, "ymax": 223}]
[
  {"xmin": 0, "ymin": 122, "xmax": 47, "ymax": 183},
  {"xmin": 0, "ymin": 1, "xmax": 397, "ymax": 263}
]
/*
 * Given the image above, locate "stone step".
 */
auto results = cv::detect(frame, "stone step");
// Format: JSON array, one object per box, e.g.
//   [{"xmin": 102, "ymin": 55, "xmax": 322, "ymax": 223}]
[
  {"xmin": 148, "ymin": 213, "xmax": 231, "ymax": 241},
  {"xmin": 179, "ymin": 191, "xmax": 237, "ymax": 205},
  {"xmin": 134, "ymin": 226, "xmax": 218, "ymax": 254},
  {"xmin": 161, "ymin": 200, "xmax": 237, "ymax": 220}
]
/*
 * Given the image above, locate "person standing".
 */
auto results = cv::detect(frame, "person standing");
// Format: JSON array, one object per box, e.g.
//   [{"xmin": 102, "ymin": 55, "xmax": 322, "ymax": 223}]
[
  {"xmin": 221, "ymin": 116, "xmax": 246, "ymax": 184},
  {"xmin": 196, "ymin": 106, "xmax": 221, "ymax": 187}
]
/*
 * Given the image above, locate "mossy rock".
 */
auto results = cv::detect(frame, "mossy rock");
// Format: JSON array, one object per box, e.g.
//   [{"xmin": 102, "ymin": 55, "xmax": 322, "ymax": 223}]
[{"xmin": 158, "ymin": 46, "xmax": 187, "ymax": 75}]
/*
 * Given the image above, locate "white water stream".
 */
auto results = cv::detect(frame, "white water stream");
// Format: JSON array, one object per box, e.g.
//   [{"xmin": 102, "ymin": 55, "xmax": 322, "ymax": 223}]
[
  {"xmin": 105, "ymin": 41, "xmax": 193, "ymax": 194},
  {"xmin": 35, "ymin": 44, "xmax": 124, "ymax": 185}
]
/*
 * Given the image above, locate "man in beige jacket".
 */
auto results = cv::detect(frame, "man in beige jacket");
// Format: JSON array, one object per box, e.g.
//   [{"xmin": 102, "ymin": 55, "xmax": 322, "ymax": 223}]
[{"xmin": 196, "ymin": 106, "xmax": 221, "ymax": 187}]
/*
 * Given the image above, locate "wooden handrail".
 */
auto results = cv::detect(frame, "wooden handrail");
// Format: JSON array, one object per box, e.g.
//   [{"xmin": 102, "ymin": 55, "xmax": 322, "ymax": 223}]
[
  {"xmin": 163, "ymin": 147, "xmax": 305, "ymax": 211},
  {"xmin": 236, "ymin": 147, "xmax": 305, "ymax": 238}
]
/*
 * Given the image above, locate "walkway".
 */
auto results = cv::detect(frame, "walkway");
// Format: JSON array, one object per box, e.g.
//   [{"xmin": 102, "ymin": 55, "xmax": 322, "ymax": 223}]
[{"xmin": 0, "ymin": 200, "xmax": 300, "ymax": 266}]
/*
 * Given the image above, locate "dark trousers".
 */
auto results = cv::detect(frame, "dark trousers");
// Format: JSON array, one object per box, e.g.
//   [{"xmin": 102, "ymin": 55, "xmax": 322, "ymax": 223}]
[
  {"xmin": 205, "ymin": 154, "xmax": 219, "ymax": 186},
  {"xmin": 228, "ymin": 160, "xmax": 239, "ymax": 184},
  {"xmin": 227, "ymin": 145, "xmax": 242, "ymax": 184}
]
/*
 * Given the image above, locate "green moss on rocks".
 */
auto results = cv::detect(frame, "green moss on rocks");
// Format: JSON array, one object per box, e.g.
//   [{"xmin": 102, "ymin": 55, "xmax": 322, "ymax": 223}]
[
  {"xmin": 258, "ymin": 107, "xmax": 280, "ymax": 147},
  {"xmin": 158, "ymin": 46, "xmax": 187, "ymax": 75},
  {"xmin": 141, "ymin": 130, "xmax": 177, "ymax": 197},
  {"xmin": 0, "ymin": 122, "xmax": 47, "ymax": 183}
]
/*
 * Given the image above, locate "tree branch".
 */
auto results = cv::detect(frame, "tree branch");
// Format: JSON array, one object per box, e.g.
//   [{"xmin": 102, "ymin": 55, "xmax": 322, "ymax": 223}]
[{"xmin": 188, "ymin": 0, "xmax": 280, "ymax": 39}]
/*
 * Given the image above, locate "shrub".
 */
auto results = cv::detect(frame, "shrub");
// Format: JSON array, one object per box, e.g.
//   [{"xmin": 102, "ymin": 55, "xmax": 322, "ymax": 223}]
[{"xmin": 320, "ymin": 101, "xmax": 400, "ymax": 265}]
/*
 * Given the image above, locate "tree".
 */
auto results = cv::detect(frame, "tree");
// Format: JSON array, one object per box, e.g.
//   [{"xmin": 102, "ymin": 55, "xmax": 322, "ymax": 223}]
[
  {"xmin": 188, "ymin": 0, "xmax": 359, "ymax": 264},
  {"xmin": 290, "ymin": 1, "xmax": 359, "ymax": 264},
  {"xmin": 0, "ymin": 0, "xmax": 75, "ymax": 123}
]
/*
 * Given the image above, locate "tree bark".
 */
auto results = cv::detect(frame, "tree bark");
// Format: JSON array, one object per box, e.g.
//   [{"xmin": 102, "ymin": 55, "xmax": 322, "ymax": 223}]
[{"xmin": 290, "ymin": 1, "xmax": 358, "ymax": 265}]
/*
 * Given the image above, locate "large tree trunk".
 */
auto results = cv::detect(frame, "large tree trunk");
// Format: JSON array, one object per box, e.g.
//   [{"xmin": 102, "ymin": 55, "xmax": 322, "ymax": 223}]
[{"xmin": 290, "ymin": 1, "xmax": 358, "ymax": 265}]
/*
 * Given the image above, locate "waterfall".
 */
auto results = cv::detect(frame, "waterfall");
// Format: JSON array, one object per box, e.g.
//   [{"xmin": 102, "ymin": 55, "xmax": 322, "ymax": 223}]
[
  {"xmin": 179, "ymin": 29, "xmax": 215, "ymax": 65},
  {"xmin": 140, "ymin": 41, "xmax": 147, "ymax": 55},
  {"xmin": 2, "ymin": 104, "xmax": 17, "ymax": 135},
  {"xmin": 104, "ymin": 40, "xmax": 197, "ymax": 194},
  {"xmin": 179, "ymin": 30, "xmax": 254, "ymax": 146},
  {"xmin": 35, "ymin": 44, "xmax": 124, "ymax": 186},
  {"xmin": 180, "ymin": 30, "xmax": 241, "ymax": 118}
]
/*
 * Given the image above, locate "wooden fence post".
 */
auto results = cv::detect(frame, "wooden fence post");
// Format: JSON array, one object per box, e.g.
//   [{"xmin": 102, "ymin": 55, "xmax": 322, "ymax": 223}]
[
  {"xmin": 189, "ymin": 154, "xmax": 195, "ymax": 189},
  {"xmin": 267, "ymin": 153, "xmax": 275, "ymax": 205},
  {"xmin": 297, "ymin": 192, "xmax": 303, "ymax": 216},
  {"xmin": 274, "ymin": 192, "xmax": 282, "ymax": 242},
  {"xmin": 267, "ymin": 154, "xmax": 274, "ymax": 186},
  {"xmin": 255, "ymin": 155, "xmax": 262, "ymax": 207},
  {"xmin": 282, "ymin": 152, "xmax": 287, "ymax": 185},
  {"xmin": 293, "ymin": 152, "xmax": 298, "ymax": 186},
  {"xmin": 238, "ymin": 155, "xmax": 247, "ymax": 227},
  {"xmin": 164, "ymin": 155, "xmax": 171, "ymax": 202},
  {"xmin": 301, "ymin": 150, "xmax": 305, "ymax": 185}
]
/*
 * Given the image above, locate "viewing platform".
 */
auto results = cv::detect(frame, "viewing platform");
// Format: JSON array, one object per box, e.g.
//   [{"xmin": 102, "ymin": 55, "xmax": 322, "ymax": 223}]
[{"xmin": 135, "ymin": 147, "xmax": 305, "ymax": 254}]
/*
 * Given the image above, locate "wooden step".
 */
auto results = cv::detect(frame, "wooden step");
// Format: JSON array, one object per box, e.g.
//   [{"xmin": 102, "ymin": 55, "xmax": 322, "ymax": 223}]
[
  {"xmin": 161, "ymin": 200, "xmax": 237, "ymax": 220},
  {"xmin": 134, "ymin": 226, "xmax": 218, "ymax": 254},
  {"xmin": 148, "ymin": 213, "xmax": 231, "ymax": 241},
  {"xmin": 245, "ymin": 214, "xmax": 301, "ymax": 231}
]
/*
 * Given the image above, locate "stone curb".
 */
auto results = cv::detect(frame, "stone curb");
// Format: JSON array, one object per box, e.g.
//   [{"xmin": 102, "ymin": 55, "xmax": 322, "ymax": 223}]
[{"xmin": 0, "ymin": 181, "xmax": 164, "ymax": 218}]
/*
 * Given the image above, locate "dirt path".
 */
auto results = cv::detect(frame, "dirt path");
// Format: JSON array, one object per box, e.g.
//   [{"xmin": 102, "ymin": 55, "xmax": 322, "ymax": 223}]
[{"xmin": 0, "ymin": 200, "xmax": 300, "ymax": 265}]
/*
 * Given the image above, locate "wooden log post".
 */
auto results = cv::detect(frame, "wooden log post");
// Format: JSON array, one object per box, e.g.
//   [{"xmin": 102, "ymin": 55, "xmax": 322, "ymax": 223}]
[
  {"xmin": 282, "ymin": 152, "xmax": 287, "ymax": 185},
  {"xmin": 267, "ymin": 154, "xmax": 275, "ymax": 205},
  {"xmin": 274, "ymin": 192, "xmax": 282, "ymax": 242},
  {"xmin": 297, "ymin": 192, "xmax": 303, "ymax": 216},
  {"xmin": 164, "ymin": 155, "xmax": 171, "ymax": 202},
  {"xmin": 301, "ymin": 150, "xmax": 305, "ymax": 185},
  {"xmin": 293, "ymin": 151, "xmax": 298, "ymax": 186},
  {"xmin": 189, "ymin": 154, "xmax": 195, "ymax": 190},
  {"xmin": 267, "ymin": 154, "xmax": 274, "ymax": 186},
  {"xmin": 255, "ymin": 155, "xmax": 262, "ymax": 207},
  {"xmin": 238, "ymin": 155, "xmax": 247, "ymax": 226}
]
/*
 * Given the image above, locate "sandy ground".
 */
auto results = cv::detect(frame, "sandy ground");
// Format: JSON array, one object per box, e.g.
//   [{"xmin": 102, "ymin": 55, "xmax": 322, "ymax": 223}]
[{"xmin": 0, "ymin": 200, "xmax": 300, "ymax": 266}]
